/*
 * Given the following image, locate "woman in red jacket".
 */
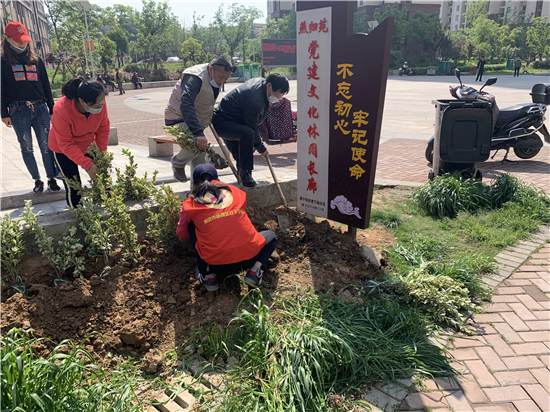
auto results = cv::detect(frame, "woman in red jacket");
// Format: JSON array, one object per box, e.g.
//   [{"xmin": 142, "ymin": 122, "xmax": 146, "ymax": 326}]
[
  {"xmin": 49, "ymin": 78, "xmax": 110, "ymax": 207},
  {"xmin": 177, "ymin": 163, "xmax": 277, "ymax": 291}
]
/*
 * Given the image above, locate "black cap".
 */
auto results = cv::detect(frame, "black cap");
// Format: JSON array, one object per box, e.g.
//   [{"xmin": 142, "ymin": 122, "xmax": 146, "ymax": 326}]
[{"xmin": 192, "ymin": 163, "xmax": 218, "ymax": 184}]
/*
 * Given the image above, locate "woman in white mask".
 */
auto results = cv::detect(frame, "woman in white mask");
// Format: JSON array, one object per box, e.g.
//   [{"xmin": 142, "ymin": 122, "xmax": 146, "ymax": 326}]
[
  {"xmin": 1, "ymin": 21, "xmax": 60, "ymax": 194},
  {"xmin": 49, "ymin": 78, "xmax": 110, "ymax": 207}
]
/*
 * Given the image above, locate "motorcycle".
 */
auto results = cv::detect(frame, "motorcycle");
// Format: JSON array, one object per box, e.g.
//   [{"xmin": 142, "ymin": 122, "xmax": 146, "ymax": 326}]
[
  {"xmin": 399, "ymin": 66, "xmax": 413, "ymax": 76},
  {"xmin": 426, "ymin": 69, "xmax": 550, "ymax": 163}
]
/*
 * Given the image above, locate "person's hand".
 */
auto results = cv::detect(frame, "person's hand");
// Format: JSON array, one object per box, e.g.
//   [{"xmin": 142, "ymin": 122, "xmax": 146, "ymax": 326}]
[
  {"xmin": 260, "ymin": 149, "xmax": 269, "ymax": 159},
  {"xmin": 196, "ymin": 135, "xmax": 208, "ymax": 151},
  {"xmin": 50, "ymin": 114, "xmax": 53, "ymax": 123},
  {"xmin": 2, "ymin": 117, "xmax": 12, "ymax": 128},
  {"xmin": 86, "ymin": 164, "xmax": 99, "ymax": 180}
]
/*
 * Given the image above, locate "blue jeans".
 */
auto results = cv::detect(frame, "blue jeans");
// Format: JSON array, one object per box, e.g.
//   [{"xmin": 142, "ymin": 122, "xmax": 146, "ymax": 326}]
[{"xmin": 8, "ymin": 101, "xmax": 56, "ymax": 180}]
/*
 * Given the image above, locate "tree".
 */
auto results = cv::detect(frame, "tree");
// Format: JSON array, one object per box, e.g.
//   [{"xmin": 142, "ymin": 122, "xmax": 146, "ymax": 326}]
[
  {"xmin": 181, "ymin": 37, "xmax": 202, "ymax": 63},
  {"xmin": 526, "ymin": 17, "xmax": 550, "ymax": 58},
  {"xmin": 353, "ymin": 12, "xmax": 372, "ymax": 34},
  {"xmin": 214, "ymin": 4, "xmax": 262, "ymax": 60},
  {"xmin": 260, "ymin": 17, "xmax": 279, "ymax": 39},
  {"xmin": 407, "ymin": 12, "xmax": 444, "ymax": 59},
  {"xmin": 105, "ymin": 26, "xmax": 129, "ymax": 67},
  {"xmin": 374, "ymin": 4, "xmax": 408, "ymax": 50},
  {"xmin": 279, "ymin": 9, "xmax": 296, "ymax": 39},
  {"xmin": 98, "ymin": 36, "xmax": 116, "ymax": 72},
  {"xmin": 463, "ymin": 0, "xmax": 488, "ymax": 29},
  {"xmin": 468, "ymin": 15, "xmax": 506, "ymax": 60}
]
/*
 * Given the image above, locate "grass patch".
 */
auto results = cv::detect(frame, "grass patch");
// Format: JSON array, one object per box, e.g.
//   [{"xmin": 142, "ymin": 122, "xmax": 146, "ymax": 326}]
[
  {"xmin": 1, "ymin": 328, "xmax": 142, "ymax": 412},
  {"xmin": 192, "ymin": 290, "xmax": 454, "ymax": 411}
]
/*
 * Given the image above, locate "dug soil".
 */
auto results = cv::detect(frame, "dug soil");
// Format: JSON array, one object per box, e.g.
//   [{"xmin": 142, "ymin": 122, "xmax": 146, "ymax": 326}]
[{"xmin": 1, "ymin": 193, "xmax": 398, "ymax": 362}]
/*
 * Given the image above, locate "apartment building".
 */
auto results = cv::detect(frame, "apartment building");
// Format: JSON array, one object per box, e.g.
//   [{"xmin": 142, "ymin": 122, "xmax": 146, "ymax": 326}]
[
  {"xmin": 267, "ymin": 0, "xmax": 295, "ymax": 19},
  {"xmin": 356, "ymin": 0, "xmax": 441, "ymax": 22},
  {"xmin": 0, "ymin": 0, "xmax": 51, "ymax": 60},
  {"xmin": 440, "ymin": 0, "xmax": 550, "ymax": 31}
]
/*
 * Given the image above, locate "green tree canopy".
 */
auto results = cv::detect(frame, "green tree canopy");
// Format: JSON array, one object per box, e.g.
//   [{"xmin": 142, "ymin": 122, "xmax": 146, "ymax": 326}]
[
  {"xmin": 526, "ymin": 17, "xmax": 550, "ymax": 58},
  {"xmin": 214, "ymin": 3, "xmax": 262, "ymax": 60},
  {"xmin": 407, "ymin": 12, "xmax": 444, "ymax": 56},
  {"xmin": 463, "ymin": 0, "xmax": 488, "ymax": 29},
  {"xmin": 468, "ymin": 15, "xmax": 506, "ymax": 60},
  {"xmin": 98, "ymin": 36, "xmax": 116, "ymax": 72},
  {"xmin": 105, "ymin": 26, "xmax": 129, "ymax": 67},
  {"xmin": 374, "ymin": 4, "xmax": 408, "ymax": 50}
]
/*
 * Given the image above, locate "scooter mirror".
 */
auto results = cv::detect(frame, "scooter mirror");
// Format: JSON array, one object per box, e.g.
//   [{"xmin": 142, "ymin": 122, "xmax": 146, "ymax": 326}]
[
  {"xmin": 485, "ymin": 78, "xmax": 497, "ymax": 86},
  {"xmin": 454, "ymin": 68, "xmax": 461, "ymax": 79}
]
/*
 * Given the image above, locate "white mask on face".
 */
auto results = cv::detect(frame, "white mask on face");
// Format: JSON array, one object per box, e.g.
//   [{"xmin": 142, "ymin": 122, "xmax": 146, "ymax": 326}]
[{"xmin": 210, "ymin": 78, "xmax": 219, "ymax": 88}]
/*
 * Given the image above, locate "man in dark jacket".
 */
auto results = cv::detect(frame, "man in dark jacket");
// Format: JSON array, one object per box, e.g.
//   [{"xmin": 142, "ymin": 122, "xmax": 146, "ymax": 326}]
[
  {"xmin": 212, "ymin": 73, "xmax": 289, "ymax": 187},
  {"xmin": 475, "ymin": 56, "xmax": 485, "ymax": 82},
  {"xmin": 514, "ymin": 57, "xmax": 521, "ymax": 77}
]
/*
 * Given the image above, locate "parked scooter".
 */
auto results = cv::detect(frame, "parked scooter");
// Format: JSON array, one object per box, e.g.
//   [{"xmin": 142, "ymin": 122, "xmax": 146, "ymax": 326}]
[
  {"xmin": 426, "ymin": 69, "xmax": 550, "ymax": 163},
  {"xmin": 399, "ymin": 62, "xmax": 413, "ymax": 76}
]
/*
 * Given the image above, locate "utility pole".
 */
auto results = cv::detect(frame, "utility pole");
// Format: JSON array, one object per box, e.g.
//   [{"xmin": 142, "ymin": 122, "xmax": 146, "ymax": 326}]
[
  {"xmin": 74, "ymin": 1, "xmax": 94, "ymax": 78},
  {"xmin": 82, "ymin": 34, "xmax": 89, "ymax": 75}
]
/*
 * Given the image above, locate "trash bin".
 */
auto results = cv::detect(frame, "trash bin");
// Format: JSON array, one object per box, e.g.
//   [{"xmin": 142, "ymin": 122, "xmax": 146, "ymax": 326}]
[
  {"xmin": 439, "ymin": 61, "xmax": 450, "ymax": 75},
  {"xmin": 430, "ymin": 99, "xmax": 493, "ymax": 180},
  {"xmin": 237, "ymin": 64, "xmax": 245, "ymax": 81},
  {"xmin": 250, "ymin": 63, "xmax": 260, "ymax": 78},
  {"xmin": 427, "ymin": 66, "xmax": 437, "ymax": 76},
  {"xmin": 506, "ymin": 59, "xmax": 514, "ymax": 70}
]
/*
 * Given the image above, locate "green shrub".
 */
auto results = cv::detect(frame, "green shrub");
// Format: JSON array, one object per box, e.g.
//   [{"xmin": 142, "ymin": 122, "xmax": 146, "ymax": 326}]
[
  {"xmin": 115, "ymin": 148, "xmax": 158, "ymax": 201},
  {"xmin": 484, "ymin": 64, "xmax": 506, "ymax": 72},
  {"xmin": 1, "ymin": 328, "xmax": 141, "ymax": 412},
  {"xmin": 1, "ymin": 215, "xmax": 25, "ymax": 284},
  {"xmin": 532, "ymin": 60, "xmax": 550, "ymax": 69},
  {"xmin": 147, "ymin": 185, "xmax": 183, "ymax": 256}
]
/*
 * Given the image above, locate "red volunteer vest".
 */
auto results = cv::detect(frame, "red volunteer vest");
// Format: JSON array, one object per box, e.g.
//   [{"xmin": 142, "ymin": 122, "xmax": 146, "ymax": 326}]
[{"xmin": 182, "ymin": 183, "xmax": 265, "ymax": 265}]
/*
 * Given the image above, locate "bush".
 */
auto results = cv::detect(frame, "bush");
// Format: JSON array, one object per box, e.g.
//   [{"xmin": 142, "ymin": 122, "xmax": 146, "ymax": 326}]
[
  {"xmin": 532, "ymin": 60, "xmax": 550, "ymax": 69},
  {"xmin": 1, "ymin": 215, "xmax": 25, "ymax": 283},
  {"xmin": 484, "ymin": 64, "xmax": 506, "ymax": 72}
]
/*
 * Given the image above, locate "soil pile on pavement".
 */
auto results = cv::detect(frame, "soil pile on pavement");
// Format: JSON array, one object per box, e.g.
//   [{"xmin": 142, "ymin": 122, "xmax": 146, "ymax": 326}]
[{"xmin": 1, "ymin": 206, "xmax": 392, "ymax": 360}]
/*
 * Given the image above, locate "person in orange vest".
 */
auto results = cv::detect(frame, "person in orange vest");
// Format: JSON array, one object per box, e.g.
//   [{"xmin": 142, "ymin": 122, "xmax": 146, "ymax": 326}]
[{"xmin": 176, "ymin": 163, "xmax": 277, "ymax": 291}]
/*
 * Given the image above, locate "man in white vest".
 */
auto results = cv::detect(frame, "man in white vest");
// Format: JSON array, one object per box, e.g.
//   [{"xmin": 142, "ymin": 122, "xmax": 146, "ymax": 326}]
[{"xmin": 165, "ymin": 56, "xmax": 233, "ymax": 183}]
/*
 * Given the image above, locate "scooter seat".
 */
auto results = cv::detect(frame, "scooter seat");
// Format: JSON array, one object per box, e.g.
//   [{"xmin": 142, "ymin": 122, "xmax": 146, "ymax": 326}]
[{"xmin": 495, "ymin": 104, "xmax": 539, "ymax": 128}]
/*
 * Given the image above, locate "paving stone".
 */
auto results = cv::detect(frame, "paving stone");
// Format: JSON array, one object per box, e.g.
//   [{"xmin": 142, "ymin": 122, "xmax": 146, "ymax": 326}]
[
  {"xmin": 504, "ymin": 250, "xmax": 531, "ymax": 260},
  {"xmin": 531, "ymin": 278, "xmax": 550, "ymax": 293},
  {"xmin": 504, "ymin": 279, "xmax": 535, "ymax": 286},
  {"xmin": 538, "ymin": 301, "xmax": 550, "ymax": 309},
  {"xmin": 528, "ymin": 259, "xmax": 550, "ymax": 266},
  {"xmin": 511, "ymin": 342, "xmax": 550, "ymax": 356},
  {"xmin": 464, "ymin": 360, "xmax": 499, "ymax": 387},
  {"xmin": 434, "ymin": 377, "xmax": 460, "ymax": 390},
  {"xmin": 492, "ymin": 295, "xmax": 520, "ymax": 303},
  {"xmin": 403, "ymin": 392, "xmax": 449, "ymax": 409},
  {"xmin": 493, "ymin": 323, "xmax": 524, "ymax": 343},
  {"xmin": 363, "ymin": 387, "xmax": 401, "ymax": 411},
  {"xmin": 520, "ymin": 265, "xmax": 547, "ymax": 272},
  {"xmin": 473, "ymin": 403, "xmax": 516, "ymax": 412},
  {"xmin": 469, "ymin": 323, "xmax": 497, "ymax": 335},
  {"xmin": 483, "ymin": 277, "xmax": 501, "ymax": 288},
  {"xmin": 517, "ymin": 294, "xmax": 545, "ymax": 311},
  {"xmin": 483, "ymin": 386, "xmax": 530, "ymax": 402},
  {"xmin": 501, "ymin": 312, "xmax": 530, "ymax": 331},
  {"xmin": 525, "ymin": 321, "xmax": 550, "ymax": 330},
  {"xmin": 450, "ymin": 348, "xmax": 479, "ymax": 361},
  {"xmin": 502, "ymin": 356, "xmax": 544, "ymax": 370},
  {"xmin": 474, "ymin": 347, "xmax": 508, "ymax": 371},
  {"xmin": 446, "ymin": 390, "xmax": 474, "ymax": 412},
  {"xmin": 518, "ymin": 331, "xmax": 550, "ymax": 342},
  {"xmin": 540, "ymin": 355, "xmax": 550, "ymax": 368},
  {"xmin": 450, "ymin": 361, "xmax": 469, "ymax": 374},
  {"xmin": 396, "ymin": 378, "xmax": 414, "ymax": 388},
  {"xmin": 529, "ymin": 368, "xmax": 550, "ymax": 392},
  {"xmin": 537, "ymin": 271, "xmax": 550, "ymax": 281},
  {"xmin": 508, "ymin": 302, "xmax": 539, "ymax": 321},
  {"xmin": 453, "ymin": 337, "xmax": 486, "ymax": 348},
  {"xmin": 522, "ymin": 384, "xmax": 550, "ymax": 411},
  {"xmin": 484, "ymin": 303, "xmax": 512, "ymax": 313},
  {"xmin": 513, "ymin": 272, "xmax": 542, "ymax": 279},
  {"xmin": 153, "ymin": 393, "xmax": 184, "ymax": 412},
  {"xmin": 532, "ymin": 253, "xmax": 550, "ymax": 259},
  {"xmin": 374, "ymin": 382, "xmax": 409, "ymax": 401},
  {"xmin": 532, "ymin": 310, "xmax": 550, "ymax": 320},
  {"xmin": 493, "ymin": 371, "xmax": 538, "ymax": 386},
  {"xmin": 472, "ymin": 313, "xmax": 503, "ymax": 323},
  {"xmin": 497, "ymin": 254, "xmax": 525, "ymax": 264},
  {"xmin": 483, "ymin": 334, "xmax": 516, "ymax": 357},
  {"xmin": 458, "ymin": 376, "xmax": 490, "ymax": 405},
  {"xmin": 513, "ymin": 400, "xmax": 543, "ymax": 412},
  {"xmin": 495, "ymin": 287, "xmax": 527, "ymax": 295}
]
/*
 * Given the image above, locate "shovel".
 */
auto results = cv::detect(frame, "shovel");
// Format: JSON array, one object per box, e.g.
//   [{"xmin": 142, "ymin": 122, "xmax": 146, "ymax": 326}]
[
  {"xmin": 209, "ymin": 124, "xmax": 243, "ymax": 189},
  {"xmin": 265, "ymin": 154, "xmax": 295, "ymax": 231}
]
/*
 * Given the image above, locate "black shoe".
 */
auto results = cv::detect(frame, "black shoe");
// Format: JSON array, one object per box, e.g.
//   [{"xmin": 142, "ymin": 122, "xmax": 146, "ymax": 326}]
[
  {"xmin": 241, "ymin": 173, "xmax": 256, "ymax": 187},
  {"xmin": 48, "ymin": 178, "xmax": 61, "ymax": 192},
  {"xmin": 33, "ymin": 179, "xmax": 44, "ymax": 193}
]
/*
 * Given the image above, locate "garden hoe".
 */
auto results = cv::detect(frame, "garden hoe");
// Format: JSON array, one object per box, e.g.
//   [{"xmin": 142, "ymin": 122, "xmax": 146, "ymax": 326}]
[{"xmin": 265, "ymin": 154, "xmax": 295, "ymax": 231}]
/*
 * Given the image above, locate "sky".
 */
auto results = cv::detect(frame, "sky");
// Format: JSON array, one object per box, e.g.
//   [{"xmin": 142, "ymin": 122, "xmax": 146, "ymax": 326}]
[{"xmin": 92, "ymin": 1, "xmax": 268, "ymax": 25}]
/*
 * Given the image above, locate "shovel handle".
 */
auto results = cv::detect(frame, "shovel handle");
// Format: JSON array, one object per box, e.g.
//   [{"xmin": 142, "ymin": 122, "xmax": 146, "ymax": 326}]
[
  {"xmin": 209, "ymin": 124, "xmax": 243, "ymax": 189},
  {"xmin": 265, "ymin": 154, "xmax": 287, "ymax": 207}
]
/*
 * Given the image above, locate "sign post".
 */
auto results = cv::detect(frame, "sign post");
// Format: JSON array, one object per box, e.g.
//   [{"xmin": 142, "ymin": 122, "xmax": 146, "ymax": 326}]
[{"xmin": 296, "ymin": 1, "xmax": 394, "ymax": 235}]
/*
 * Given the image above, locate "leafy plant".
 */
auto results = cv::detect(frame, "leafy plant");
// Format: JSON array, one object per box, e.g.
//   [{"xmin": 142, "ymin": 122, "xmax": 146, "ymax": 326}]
[
  {"xmin": 164, "ymin": 125, "xmax": 228, "ymax": 170},
  {"xmin": 21, "ymin": 200, "xmax": 84, "ymax": 279},
  {"xmin": 146, "ymin": 184, "xmax": 182, "ymax": 256},
  {"xmin": 71, "ymin": 197, "xmax": 113, "ymax": 275},
  {"xmin": 1, "ymin": 328, "xmax": 141, "ymax": 412},
  {"xmin": 1, "ymin": 215, "xmax": 25, "ymax": 284},
  {"xmin": 98, "ymin": 176, "xmax": 140, "ymax": 261},
  {"xmin": 397, "ymin": 264, "xmax": 482, "ymax": 333},
  {"xmin": 115, "ymin": 148, "xmax": 158, "ymax": 201},
  {"xmin": 192, "ymin": 291, "xmax": 454, "ymax": 412}
]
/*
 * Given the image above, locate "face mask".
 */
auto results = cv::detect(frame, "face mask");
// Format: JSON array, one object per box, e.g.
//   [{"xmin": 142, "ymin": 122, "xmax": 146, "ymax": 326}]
[
  {"xmin": 85, "ymin": 103, "xmax": 103, "ymax": 114},
  {"xmin": 10, "ymin": 43, "xmax": 27, "ymax": 53},
  {"xmin": 210, "ymin": 78, "xmax": 219, "ymax": 88},
  {"xmin": 267, "ymin": 93, "xmax": 279, "ymax": 103}
]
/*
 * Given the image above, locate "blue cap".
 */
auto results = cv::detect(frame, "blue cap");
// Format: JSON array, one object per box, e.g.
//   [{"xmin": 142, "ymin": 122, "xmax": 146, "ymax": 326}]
[{"xmin": 192, "ymin": 163, "xmax": 218, "ymax": 184}]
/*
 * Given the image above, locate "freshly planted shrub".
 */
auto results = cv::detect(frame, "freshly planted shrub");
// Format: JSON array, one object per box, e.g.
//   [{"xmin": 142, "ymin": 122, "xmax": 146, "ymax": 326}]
[
  {"xmin": 146, "ymin": 184, "xmax": 182, "ymax": 255},
  {"xmin": 1, "ymin": 215, "xmax": 25, "ymax": 283},
  {"xmin": 21, "ymin": 200, "xmax": 84, "ymax": 278},
  {"xmin": 72, "ymin": 197, "xmax": 114, "ymax": 275},
  {"xmin": 115, "ymin": 148, "xmax": 158, "ymax": 201}
]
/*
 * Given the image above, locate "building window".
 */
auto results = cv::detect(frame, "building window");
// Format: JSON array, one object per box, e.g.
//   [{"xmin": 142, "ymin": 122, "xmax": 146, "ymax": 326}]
[
  {"xmin": 455, "ymin": 15, "xmax": 459, "ymax": 21},
  {"xmin": 454, "ymin": 25, "xmax": 458, "ymax": 30},
  {"xmin": 456, "ymin": 5, "xmax": 460, "ymax": 11},
  {"xmin": 506, "ymin": 7, "xmax": 511, "ymax": 13}
]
